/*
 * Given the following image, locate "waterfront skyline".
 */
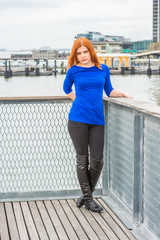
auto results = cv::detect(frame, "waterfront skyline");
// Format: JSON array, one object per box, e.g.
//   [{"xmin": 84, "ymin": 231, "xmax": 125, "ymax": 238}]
[{"xmin": 0, "ymin": 0, "xmax": 152, "ymax": 50}]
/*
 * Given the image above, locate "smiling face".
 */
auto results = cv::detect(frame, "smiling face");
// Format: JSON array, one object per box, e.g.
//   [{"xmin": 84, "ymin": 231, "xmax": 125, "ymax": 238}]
[{"xmin": 76, "ymin": 45, "xmax": 93, "ymax": 67}]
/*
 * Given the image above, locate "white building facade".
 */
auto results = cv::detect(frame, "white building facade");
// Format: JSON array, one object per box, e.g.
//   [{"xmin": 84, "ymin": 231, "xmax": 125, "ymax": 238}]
[{"xmin": 32, "ymin": 47, "xmax": 58, "ymax": 59}]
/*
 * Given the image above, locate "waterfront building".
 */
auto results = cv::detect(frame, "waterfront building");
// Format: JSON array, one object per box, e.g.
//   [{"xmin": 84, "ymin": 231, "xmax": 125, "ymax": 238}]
[
  {"xmin": 92, "ymin": 41, "xmax": 123, "ymax": 54},
  {"xmin": 92, "ymin": 41, "xmax": 133, "ymax": 54},
  {"xmin": 75, "ymin": 31, "xmax": 130, "ymax": 42},
  {"xmin": 132, "ymin": 40, "xmax": 153, "ymax": 52},
  {"xmin": 11, "ymin": 53, "xmax": 32, "ymax": 59},
  {"xmin": 32, "ymin": 47, "xmax": 59, "ymax": 60},
  {"xmin": 75, "ymin": 31, "xmax": 133, "ymax": 53},
  {"xmin": 105, "ymin": 35, "xmax": 129, "ymax": 42},
  {"xmin": 75, "ymin": 32, "xmax": 105, "ymax": 41},
  {"xmin": 153, "ymin": 0, "xmax": 160, "ymax": 42}
]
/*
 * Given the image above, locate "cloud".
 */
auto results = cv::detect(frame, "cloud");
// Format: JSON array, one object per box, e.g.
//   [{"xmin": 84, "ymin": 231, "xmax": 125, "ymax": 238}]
[
  {"xmin": 0, "ymin": 0, "xmax": 71, "ymax": 10},
  {"xmin": 0, "ymin": 0, "xmax": 152, "ymax": 49}
]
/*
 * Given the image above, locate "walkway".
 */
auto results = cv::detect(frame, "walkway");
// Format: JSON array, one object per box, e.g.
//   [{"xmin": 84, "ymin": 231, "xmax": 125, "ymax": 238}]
[{"xmin": 0, "ymin": 198, "xmax": 136, "ymax": 240}]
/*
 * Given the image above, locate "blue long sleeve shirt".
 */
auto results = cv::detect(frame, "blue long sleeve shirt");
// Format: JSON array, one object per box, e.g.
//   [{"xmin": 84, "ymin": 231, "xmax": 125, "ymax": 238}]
[{"xmin": 63, "ymin": 64, "xmax": 114, "ymax": 125}]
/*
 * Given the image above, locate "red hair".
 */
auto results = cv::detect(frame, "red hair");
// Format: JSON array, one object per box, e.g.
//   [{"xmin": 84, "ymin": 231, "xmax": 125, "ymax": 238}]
[{"xmin": 67, "ymin": 37, "xmax": 102, "ymax": 70}]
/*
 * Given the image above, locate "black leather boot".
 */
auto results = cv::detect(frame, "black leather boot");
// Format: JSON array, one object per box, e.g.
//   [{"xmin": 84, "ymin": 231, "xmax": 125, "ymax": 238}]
[
  {"xmin": 76, "ymin": 155, "xmax": 103, "ymax": 212},
  {"xmin": 76, "ymin": 156, "xmax": 103, "ymax": 209},
  {"xmin": 76, "ymin": 154, "xmax": 91, "ymax": 203},
  {"xmin": 89, "ymin": 157, "xmax": 104, "ymax": 193},
  {"xmin": 76, "ymin": 195, "xmax": 84, "ymax": 208},
  {"xmin": 84, "ymin": 199, "xmax": 103, "ymax": 212}
]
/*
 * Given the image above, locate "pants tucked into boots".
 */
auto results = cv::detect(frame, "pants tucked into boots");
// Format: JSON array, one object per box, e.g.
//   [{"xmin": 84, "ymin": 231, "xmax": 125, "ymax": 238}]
[
  {"xmin": 68, "ymin": 120, "xmax": 104, "ymax": 212},
  {"xmin": 76, "ymin": 155, "xmax": 92, "ymax": 202},
  {"xmin": 89, "ymin": 156, "xmax": 104, "ymax": 193}
]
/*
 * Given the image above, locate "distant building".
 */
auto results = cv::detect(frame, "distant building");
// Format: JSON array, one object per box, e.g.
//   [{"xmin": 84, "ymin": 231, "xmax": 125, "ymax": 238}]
[
  {"xmin": 132, "ymin": 40, "xmax": 153, "ymax": 52},
  {"xmin": 32, "ymin": 47, "xmax": 59, "ymax": 59},
  {"xmin": 75, "ymin": 31, "xmax": 153, "ymax": 53},
  {"xmin": 153, "ymin": 0, "xmax": 160, "ymax": 42},
  {"xmin": 75, "ymin": 31, "xmax": 130, "ymax": 42},
  {"xmin": 75, "ymin": 32, "xmax": 105, "ymax": 41},
  {"xmin": 58, "ymin": 49, "xmax": 71, "ymax": 58},
  {"xmin": 105, "ymin": 35, "xmax": 130, "ymax": 42},
  {"xmin": 75, "ymin": 31, "xmax": 132, "ymax": 54},
  {"xmin": 92, "ymin": 41, "xmax": 108, "ymax": 54},
  {"xmin": 11, "ymin": 53, "xmax": 32, "ymax": 59},
  {"xmin": 91, "ymin": 41, "xmax": 123, "ymax": 54}
]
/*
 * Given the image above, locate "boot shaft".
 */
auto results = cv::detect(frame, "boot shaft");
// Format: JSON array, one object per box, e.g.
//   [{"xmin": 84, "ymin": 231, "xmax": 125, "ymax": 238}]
[{"xmin": 76, "ymin": 155, "xmax": 92, "ymax": 201}]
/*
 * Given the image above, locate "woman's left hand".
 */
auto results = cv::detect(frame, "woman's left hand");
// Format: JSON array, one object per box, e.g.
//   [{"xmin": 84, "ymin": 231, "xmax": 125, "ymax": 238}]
[{"xmin": 123, "ymin": 93, "xmax": 133, "ymax": 99}]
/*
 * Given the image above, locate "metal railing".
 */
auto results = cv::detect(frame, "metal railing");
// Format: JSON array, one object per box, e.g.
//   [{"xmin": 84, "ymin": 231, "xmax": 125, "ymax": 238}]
[
  {"xmin": 0, "ymin": 96, "xmax": 102, "ymax": 201},
  {"xmin": 0, "ymin": 96, "xmax": 160, "ymax": 240},
  {"xmin": 103, "ymin": 97, "xmax": 160, "ymax": 240}
]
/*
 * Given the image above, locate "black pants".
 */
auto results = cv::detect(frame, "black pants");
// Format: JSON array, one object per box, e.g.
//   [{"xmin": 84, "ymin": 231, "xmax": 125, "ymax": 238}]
[{"xmin": 68, "ymin": 120, "xmax": 104, "ymax": 160}]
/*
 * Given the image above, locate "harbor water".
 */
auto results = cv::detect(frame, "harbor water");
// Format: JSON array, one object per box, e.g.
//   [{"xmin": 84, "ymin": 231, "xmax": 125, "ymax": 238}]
[{"xmin": 0, "ymin": 74, "xmax": 160, "ymax": 106}]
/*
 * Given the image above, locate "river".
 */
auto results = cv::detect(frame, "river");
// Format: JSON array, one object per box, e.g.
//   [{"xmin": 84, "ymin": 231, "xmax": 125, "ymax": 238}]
[{"xmin": 0, "ymin": 74, "xmax": 160, "ymax": 106}]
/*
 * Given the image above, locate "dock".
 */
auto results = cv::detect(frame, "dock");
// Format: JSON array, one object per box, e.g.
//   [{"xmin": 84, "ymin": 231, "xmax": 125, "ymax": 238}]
[
  {"xmin": 0, "ymin": 57, "xmax": 160, "ymax": 78},
  {"xmin": 0, "ymin": 198, "xmax": 136, "ymax": 240}
]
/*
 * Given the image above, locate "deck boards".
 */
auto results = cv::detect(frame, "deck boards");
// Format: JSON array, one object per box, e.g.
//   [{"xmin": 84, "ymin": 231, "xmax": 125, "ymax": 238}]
[{"xmin": 0, "ymin": 198, "xmax": 136, "ymax": 240}]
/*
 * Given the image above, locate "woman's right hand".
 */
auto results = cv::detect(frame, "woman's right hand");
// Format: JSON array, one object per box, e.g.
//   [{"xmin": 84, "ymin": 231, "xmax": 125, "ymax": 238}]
[{"xmin": 67, "ymin": 91, "xmax": 76, "ymax": 101}]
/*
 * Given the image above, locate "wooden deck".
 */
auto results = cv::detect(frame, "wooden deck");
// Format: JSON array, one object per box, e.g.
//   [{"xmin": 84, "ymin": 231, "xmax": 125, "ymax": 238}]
[{"xmin": 0, "ymin": 198, "xmax": 136, "ymax": 240}]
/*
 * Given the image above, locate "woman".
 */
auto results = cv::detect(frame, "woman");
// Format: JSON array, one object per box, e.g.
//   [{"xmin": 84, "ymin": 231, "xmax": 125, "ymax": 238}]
[{"xmin": 63, "ymin": 37, "xmax": 132, "ymax": 213}]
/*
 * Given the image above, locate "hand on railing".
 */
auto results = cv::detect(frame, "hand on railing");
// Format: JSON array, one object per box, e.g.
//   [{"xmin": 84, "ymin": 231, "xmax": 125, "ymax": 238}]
[
  {"xmin": 110, "ymin": 89, "xmax": 133, "ymax": 99},
  {"xmin": 123, "ymin": 93, "xmax": 133, "ymax": 99}
]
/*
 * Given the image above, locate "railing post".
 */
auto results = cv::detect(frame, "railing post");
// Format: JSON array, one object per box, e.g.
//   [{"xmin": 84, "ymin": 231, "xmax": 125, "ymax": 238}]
[
  {"xmin": 133, "ymin": 113, "xmax": 144, "ymax": 228},
  {"xmin": 102, "ymin": 100, "xmax": 110, "ymax": 196}
]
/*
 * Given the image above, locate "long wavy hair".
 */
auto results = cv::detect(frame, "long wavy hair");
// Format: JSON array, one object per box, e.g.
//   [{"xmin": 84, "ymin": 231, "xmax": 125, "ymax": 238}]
[{"xmin": 67, "ymin": 37, "xmax": 102, "ymax": 70}]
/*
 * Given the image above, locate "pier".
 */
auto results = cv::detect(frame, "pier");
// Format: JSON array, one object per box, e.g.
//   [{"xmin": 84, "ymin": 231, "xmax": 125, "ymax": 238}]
[
  {"xmin": 1, "ymin": 53, "xmax": 160, "ymax": 78},
  {"xmin": 0, "ymin": 199, "xmax": 136, "ymax": 240},
  {"xmin": 0, "ymin": 96, "xmax": 159, "ymax": 240},
  {"xmin": 0, "ymin": 59, "xmax": 67, "ymax": 78}
]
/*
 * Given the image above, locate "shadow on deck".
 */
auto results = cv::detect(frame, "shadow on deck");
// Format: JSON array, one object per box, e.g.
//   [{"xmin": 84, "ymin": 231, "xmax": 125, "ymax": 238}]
[{"xmin": 0, "ymin": 198, "xmax": 136, "ymax": 240}]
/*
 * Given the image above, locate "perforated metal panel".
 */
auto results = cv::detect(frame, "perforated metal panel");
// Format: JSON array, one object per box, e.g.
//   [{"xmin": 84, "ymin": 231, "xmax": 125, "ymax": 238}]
[
  {"xmin": 108, "ymin": 104, "xmax": 134, "ymax": 211},
  {"xmin": 0, "ymin": 101, "xmax": 78, "ymax": 193},
  {"xmin": 0, "ymin": 99, "xmax": 102, "ymax": 200},
  {"xmin": 143, "ymin": 118, "xmax": 160, "ymax": 239}
]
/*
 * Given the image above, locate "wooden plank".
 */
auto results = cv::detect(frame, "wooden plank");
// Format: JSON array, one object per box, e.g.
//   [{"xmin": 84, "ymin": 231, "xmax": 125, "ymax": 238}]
[
  {"xmin": 36, "ymin": 201, "xmax": 58, "ymax": 240},
  {"xmin": 13, "ymin": 202, "xmax": 29, "ymax": 240},
  {"xmin": 94, "ymin": 199, "xmax": 129, "ymax": 240},
  {"xmin": 28, "ymin": 201, "xmax": 49, "ymax": 240},
  {"xmin": 44, "ymin": 200, "xmax": 69, "ymax": 240},
  {"xmin": 60, "ymin": 199, "xmax": 88, "ymax": 240},
  {"xmin": 5, "ymin": 202, "xmax": 20, "ymax": 240},
  {"xmin": 67, "ymin": 199, "xmax": 99, "ymax": 240},
  {"xmin": 98, "ymin": 199, "xmax": 136, "ymax": 240},
  {"xmin": 0, "ymin": 203, "xmax": 10, "ymax": 240},
  {"xmin": 88, "ymin": 206, "xmax": 119, "ymax": 240},
  {"xmin": 100, "ymin": 213, "xmax": 130, "ymax": 240},
  {"xmin": 20, "ymin": 202, "xmax": 39, "ymax": 240},
  {"xmin": 75, "ymin": 200, "xmax": 110, "ymax": 240},
  {"xmin": 52, "ymin": 200, "xmax": 78, "ymax": 240}
]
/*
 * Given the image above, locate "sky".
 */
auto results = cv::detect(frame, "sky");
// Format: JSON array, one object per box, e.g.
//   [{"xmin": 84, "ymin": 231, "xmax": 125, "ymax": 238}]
[{"xmin": 0, "ymin": 0, "xmax": 152, "ymax": 50}]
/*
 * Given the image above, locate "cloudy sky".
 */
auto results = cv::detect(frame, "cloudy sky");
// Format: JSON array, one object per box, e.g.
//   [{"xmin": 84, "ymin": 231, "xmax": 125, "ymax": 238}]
[{"xmin": 0, "ymin": 0, "xmax": 152, "ymax": 50}]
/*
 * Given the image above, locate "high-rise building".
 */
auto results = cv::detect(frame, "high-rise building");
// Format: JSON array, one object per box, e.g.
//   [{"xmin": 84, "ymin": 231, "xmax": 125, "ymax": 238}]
[{"xmin": 153, "ymin": 0, "xmax": 160, "ymax": 42}]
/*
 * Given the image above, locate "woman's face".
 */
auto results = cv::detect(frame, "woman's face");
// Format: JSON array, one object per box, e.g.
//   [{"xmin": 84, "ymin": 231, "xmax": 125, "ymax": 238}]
[{"xmin": 76, "ymin": 46, "xmax": 92, "ymax": 66}]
